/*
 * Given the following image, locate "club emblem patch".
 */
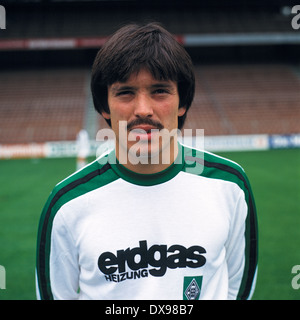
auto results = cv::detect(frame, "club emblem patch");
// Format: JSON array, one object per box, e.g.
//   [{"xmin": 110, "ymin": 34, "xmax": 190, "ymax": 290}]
[{"xmin": 183, "ymin": 276, "xmax": 202, "ymax": 300}]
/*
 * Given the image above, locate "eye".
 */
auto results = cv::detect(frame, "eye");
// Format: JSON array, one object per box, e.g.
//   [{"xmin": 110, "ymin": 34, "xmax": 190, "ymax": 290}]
[
  {"xmin": 153, "ymin": 88, "xmax": 169, "ymax": 95},
  {"xmin": 116, "ymin": 90, "xmax": 133, "ymax": 96}
]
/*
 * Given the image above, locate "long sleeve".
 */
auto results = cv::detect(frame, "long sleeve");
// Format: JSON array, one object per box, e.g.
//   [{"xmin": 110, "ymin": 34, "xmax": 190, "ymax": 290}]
[
  {"xmin": 225, "ymin": 187, "xmax": 258, "ymax": 300},
  {"xmin": 48, "ymin": 211, "xmax": 80, "ymax": 300},
  {"xmin": 36, "ymin": 209, "xmax": 80, "ymax": 300}
]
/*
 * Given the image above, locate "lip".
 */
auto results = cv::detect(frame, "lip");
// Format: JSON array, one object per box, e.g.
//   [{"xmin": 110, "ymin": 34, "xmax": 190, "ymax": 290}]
[
  {"xmin": 130, "ymin": 125, "xmax": 157, "ymax": 132},
  {"xmin": 129, "ymin": 126, "xmax": 159, "ymax": 141}
]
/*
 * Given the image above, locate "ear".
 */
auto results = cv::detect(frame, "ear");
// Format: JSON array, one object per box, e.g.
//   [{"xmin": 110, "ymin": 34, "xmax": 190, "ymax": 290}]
[
  {"xmin": 101, "ymin": 111, "xmax": 111, "ymax": 120},
  {"xmin": 178, "ymin": 106, "xmax": 186, "ymax": 117}
]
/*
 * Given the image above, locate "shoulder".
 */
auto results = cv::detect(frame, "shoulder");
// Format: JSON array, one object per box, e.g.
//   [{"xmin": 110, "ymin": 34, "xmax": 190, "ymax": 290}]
[
  {"xmin": 54, "ymin": 155, "xmax": 110, "ymax": 193},
  {"xmin": 42, "ymin": 153, "xmax": 118, "ymax": 218},
  {"xmin": 181, "ymin": 143, "xmax": 251, "ymax": 193}
]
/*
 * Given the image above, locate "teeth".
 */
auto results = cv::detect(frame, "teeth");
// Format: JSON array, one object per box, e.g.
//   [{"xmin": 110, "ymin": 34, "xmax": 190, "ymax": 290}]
[
  {"xmin": 131, "ymin": 129, "xmax": 146, "ymax": 133},
  {"xmin": 131, "ymin": 128, "xmax": 151, "ymax": 134}
]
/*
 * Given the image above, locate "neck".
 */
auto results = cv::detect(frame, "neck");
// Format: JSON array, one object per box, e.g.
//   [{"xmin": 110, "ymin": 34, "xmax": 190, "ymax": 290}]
[{"xmin": 116, "ymin": 139, "xmax": 179, "ymax": 174}]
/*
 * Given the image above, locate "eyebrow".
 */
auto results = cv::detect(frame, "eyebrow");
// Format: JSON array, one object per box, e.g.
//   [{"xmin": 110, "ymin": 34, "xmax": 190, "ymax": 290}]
[
  {"xmin": 110, "ymin": 82, "xmax": 175, "ymax": 93},
  {"xmin": 151, "ymin": 83, "xmax": 175, "ymax": 90},
  {"xmin": 110, "ymin": 85, "xmax": 135, "ymax": 93}
]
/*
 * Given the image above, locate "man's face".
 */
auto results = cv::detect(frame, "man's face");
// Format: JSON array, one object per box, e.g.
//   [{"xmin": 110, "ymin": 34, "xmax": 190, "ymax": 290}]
[{"xmin": 103, "ymin": 69, "xmax": 186, "ymax": 167}]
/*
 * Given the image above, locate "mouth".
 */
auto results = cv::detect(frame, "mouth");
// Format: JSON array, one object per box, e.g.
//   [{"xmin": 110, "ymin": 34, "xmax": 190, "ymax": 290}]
[
  {"xmin": 127, "ymin": 118, "xmax": 164, "ymax": 142},
  {"xmin": 129, "ymin": 125, "xmax": 160, "ymax": 141}
]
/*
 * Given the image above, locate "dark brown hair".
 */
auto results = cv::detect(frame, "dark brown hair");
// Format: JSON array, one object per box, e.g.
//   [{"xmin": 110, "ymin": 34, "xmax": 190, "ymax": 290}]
[{"xmin": 91, "ymin": 22, "xmax": 195, "ymax": 129}]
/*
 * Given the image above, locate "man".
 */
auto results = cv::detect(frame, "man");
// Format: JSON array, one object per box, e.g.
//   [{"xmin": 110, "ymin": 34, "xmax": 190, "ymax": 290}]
[{"xmin": 36, "ymin": 23, "xmax": 258, "ymax": 300}]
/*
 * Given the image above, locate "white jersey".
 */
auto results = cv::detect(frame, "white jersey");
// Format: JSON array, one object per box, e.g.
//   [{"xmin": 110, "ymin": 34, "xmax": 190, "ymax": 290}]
[{"xmin": 36, "ymin": 143, "xmax": 258, "ymax": 300}]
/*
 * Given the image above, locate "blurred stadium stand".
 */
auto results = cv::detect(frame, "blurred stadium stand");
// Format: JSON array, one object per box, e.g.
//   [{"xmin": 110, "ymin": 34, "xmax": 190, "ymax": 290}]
[
  {"xmin": 0, "ymin": 0, "xmax": 299, "ymax": 144},
  {"xmin": 0, "ymin": 68, "xmax": 89, "ymax": 143}
]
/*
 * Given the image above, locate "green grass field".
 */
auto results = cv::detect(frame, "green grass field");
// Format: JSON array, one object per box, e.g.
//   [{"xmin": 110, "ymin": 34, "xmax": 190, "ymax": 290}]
[{"xmin": 0, "ymin": 148, "xmax": 299, "ymax": 300}]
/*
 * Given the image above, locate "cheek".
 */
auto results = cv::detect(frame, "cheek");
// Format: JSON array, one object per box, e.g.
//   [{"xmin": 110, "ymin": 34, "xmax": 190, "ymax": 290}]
[
  {"xmin": 108, "ymin": 106, "xmax": 131, "ymax": 138},
  {"xmin": 108, "ymin": 101, "xmax": 130, "ymax": 125},
  {"xmin": 158, "ymin": 99, "xmax": 180, "ymax": 123}
]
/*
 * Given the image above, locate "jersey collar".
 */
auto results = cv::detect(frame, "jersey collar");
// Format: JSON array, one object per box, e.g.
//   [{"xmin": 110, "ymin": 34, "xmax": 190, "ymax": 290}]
[{"xmin": 108, "ymin": 143, "xmax": 184, "ymax": 186}]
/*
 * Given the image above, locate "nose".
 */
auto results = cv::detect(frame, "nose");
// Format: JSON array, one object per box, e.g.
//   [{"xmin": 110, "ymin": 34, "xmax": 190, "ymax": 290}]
[{"xmin": 133, "ymin": 93, "xmax": 154, "ymax": 118}]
